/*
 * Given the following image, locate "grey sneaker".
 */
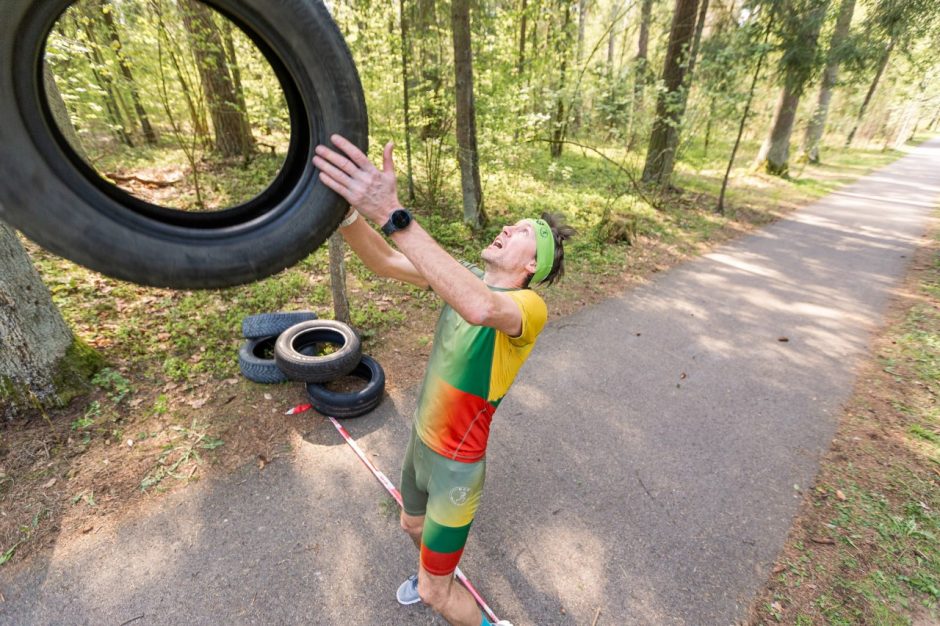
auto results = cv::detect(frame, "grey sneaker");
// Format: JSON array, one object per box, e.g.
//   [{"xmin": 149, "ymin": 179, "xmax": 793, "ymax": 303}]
[{"xmin": 396, "ymin": 574, "xmax": 421, "ymax": 605}]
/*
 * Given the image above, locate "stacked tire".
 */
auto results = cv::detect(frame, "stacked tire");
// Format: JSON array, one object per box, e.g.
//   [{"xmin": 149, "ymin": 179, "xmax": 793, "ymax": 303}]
[{"xmin": 238, "ymin": 312, "xmax": 385, "ymax": 418}]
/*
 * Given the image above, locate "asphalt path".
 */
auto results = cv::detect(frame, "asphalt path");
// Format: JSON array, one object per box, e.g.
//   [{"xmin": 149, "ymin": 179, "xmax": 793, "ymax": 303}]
[{"xmin": 2, "ymin": 138, "xmax": 939, "ymax": 625}]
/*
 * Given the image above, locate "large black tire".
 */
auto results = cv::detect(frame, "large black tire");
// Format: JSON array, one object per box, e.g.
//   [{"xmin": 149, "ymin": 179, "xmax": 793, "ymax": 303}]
[
  {"xmin": 274, "ymin": 320, "xmax": 360, "ymax": 383},
  {"xmin": 242, "ymin": 311, "xmax": 318, "ymax": 339},
  {"xmin": 305, "ymin": 355, "xmax": 385, "ymax": 418},
  {"xmin": 0, "ymin": 0, "xmax": 367, "ymax": 289}
]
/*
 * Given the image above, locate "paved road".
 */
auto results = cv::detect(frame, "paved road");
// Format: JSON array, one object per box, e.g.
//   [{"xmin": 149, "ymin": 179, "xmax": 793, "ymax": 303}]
[{"xmin": 2, "ymin": 139, "xmax": 939, "ymax": 626}]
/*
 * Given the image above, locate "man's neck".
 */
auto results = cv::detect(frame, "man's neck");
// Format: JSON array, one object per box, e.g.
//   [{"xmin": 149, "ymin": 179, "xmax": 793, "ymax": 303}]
[{"xmin": 482, "ymin": 265, "xmax": 525, "ymax": 290}]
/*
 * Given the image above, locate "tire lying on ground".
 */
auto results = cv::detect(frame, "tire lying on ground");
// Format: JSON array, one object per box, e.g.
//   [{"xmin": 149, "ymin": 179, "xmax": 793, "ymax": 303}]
[
  {"xmin": 305, "ymin": 355, "xmax": 385, "ymax": 418},
  {"xmin": 239, "ymin": 335, "xmax": 321, "ymax": 384},
  {"xmin": 242, "ymin": 311, "xmax": 318, "ymax": 340},
  {"xmin": 0, "ymin": 0, "xmax": 367, "ymax": 289},
  {"xmin": 274, "ymin": 320, "xmax": 361, "ymax": 383},
  {"xmin": 239, "ymin": 336, "xmax": 287, "ymax": 384}
]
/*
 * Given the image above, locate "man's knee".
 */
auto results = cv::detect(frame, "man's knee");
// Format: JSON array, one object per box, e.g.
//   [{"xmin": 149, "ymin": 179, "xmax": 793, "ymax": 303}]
[{"xmin": 400, "ymin": 511, "xmax": 423, "ymax": 538}]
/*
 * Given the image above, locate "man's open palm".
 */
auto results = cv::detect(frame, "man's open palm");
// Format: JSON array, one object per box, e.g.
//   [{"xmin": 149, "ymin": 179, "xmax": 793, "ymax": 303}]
[{"xmin": 314, "ymin": 134, "xmax": 400, "ymax": 224}]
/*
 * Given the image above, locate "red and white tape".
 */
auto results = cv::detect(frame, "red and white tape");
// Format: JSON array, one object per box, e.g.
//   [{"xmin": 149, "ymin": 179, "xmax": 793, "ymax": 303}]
[{"xmin": 286, "ymin": 403, "xmax": 500, "ymax": 623}]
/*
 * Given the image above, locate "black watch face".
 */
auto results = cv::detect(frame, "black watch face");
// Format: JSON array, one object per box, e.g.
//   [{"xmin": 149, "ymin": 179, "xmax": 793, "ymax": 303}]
[{"xmin": 392, "ymin": 210, "xmax": 411, "ymax": 228}]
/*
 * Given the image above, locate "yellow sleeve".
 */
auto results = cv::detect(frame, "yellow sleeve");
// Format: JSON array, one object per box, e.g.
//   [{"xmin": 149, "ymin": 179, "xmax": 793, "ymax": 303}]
[{"xmin": 505, "ymin": 290, "xmax": 547, "ymax": 347}]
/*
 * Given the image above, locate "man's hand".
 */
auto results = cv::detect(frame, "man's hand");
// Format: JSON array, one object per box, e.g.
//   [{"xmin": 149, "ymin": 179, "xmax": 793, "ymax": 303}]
[{"xmin": 314, "ymin": 134, "xmax": 400, "ymax": 225}]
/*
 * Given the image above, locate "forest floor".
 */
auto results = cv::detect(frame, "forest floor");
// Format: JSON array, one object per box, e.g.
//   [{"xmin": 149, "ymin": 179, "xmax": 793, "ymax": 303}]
[{"xmin": 0, "ymin": 138, "xmax": 932, "ymax": 621}]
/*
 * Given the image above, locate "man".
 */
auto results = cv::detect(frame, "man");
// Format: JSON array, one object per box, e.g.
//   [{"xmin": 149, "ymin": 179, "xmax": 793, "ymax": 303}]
[{"xmin": 314, "ymin": 135, "xmax": 574, "ymax": 626}]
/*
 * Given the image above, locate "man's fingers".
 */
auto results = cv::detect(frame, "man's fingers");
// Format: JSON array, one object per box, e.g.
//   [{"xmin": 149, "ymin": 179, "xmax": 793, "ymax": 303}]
[
  {"xmin": 313, "ymin": 155, "xmax": 355, "ymax": 188},
  {"xmin": 330, "ymin": 134, "xmax": 371, "ymax": 168},
  {"xmin": 319, "ymin": 171, "xmax": 354, "ymax": 203},
  {"xmin": 382, "ymin": 141, "xmax": 395, "ymax": 174},
  {"xmin": 314, "ymin": 145, "xmax": 361, "ymax": 177}
]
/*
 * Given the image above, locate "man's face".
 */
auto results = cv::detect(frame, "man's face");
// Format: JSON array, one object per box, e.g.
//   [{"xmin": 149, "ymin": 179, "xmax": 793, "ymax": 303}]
[{"xmin": 480, "ymin": 220, "xmax": 538, "ymax": 276}]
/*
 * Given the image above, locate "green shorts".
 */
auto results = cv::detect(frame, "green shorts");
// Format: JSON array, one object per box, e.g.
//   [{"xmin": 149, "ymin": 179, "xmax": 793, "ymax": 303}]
[{"xmin": 400, "ymin": 427, "xmax": 486, "ymax": 575}]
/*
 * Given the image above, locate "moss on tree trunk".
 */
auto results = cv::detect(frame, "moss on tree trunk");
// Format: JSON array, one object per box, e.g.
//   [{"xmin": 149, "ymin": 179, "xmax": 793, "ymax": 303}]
[{"xmin": 1, "ymin": 336, "xmax": 105, "ymax": 416}]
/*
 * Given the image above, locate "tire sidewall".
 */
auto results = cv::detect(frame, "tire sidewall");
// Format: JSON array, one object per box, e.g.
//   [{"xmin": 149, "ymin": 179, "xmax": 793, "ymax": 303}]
[
  {"xmin": 274, "ymin": 320, "xmax": 361, "ymax": 382},
  {"xmin": 306, "ymin": 355, "xmax": 385, "ymax": 418}
]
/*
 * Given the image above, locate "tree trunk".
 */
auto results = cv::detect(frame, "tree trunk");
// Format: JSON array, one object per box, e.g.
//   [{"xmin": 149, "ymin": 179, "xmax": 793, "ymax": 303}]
[
  {"xmin": 451, "ymin": 0, "xmax": 486, "ymax": 227},
  {"xmin": 717, "ymin": 9, "xmax": 775, "ymax": 212},
  {"xmin": 518, "ymin": 0, "xmax": 528, "ymax": 78},
  {"xmin": 641, "ymin": 0, "xmax": 700, "ymax": 186},
  {"xmin": 76, "ymin": 12, "xmax": 133, "ymax": 147},
  {"xmin": 328, "ymin": 233, "xmax": 350, "ymax": 325},
  {"xmin": 221, "ymin": 18, "xmax": 250, "ymax": 131},
  {"xmin": 398, "ymin": 0, "xmax": 416, "ymax": 202},
  {"xmin": 753, "ymin": 89, "xmax": 801, "ymax": 175},
  {"xmin": 181, "ymin": 0, "xmax": 254, "ymax": 158},
  {"xmin": 892, "ymin": 99, "xmax": 918, "ymax": 149},
  {"xmin": 572, "ymin": 0, "xmax": 588, "ymax": 130},
  {"xmin": 550, "ymin": 1, "xmax": 574, "ymax": 158},
  {"xmin": 99, "ymin": 0, "xmax": 157, "ymax": 145},
  {"xmin": 607, "ymin": 1, "xmax": 622, "ymax": 71},
  {"xmin": 845, "ymin": 37, "xmax": 894, "ymax": 147},
  {"xmin": 0, "ymin": 223, "xmax": 104, "ymax": 417},
  {"xmin": 44, "ymin": 64, "xmax": 88, "ymax": 160},
  {"xmin": 670, "ymin": 0, "xmax": 710, "ymax": 155},
  {"xmin": 628, "ymin": 0, "xmax": 655, "ymax": 150},
  {"xmin": 686, "ymin": 0, "xmax": 709, "ymax": 82},
  {"xmin": 928, "ymin": 107, "xmax": 940, "ymax": 131},
  {"xmin": 166, "ymin": 32, "xmax": 211, "ymax": 148},
  {"xmin": 753, "ymin": 0, "xmax": 829, "ymax": 176},
  {"xmin": 802, "ymin": 0, "xmax": 856, "ymax": 163}
]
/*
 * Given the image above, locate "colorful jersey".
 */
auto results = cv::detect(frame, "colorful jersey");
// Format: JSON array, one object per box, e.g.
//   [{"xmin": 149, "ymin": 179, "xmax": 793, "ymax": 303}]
[{"xmin": 413, "ymin": 263, "xmax": 547, "ymax": 462}]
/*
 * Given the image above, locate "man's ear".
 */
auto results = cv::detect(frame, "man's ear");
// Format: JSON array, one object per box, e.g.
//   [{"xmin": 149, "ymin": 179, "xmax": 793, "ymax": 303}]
[{"xmin": 524, "ymin": 256, "xmax": 537, "ymax": 275}]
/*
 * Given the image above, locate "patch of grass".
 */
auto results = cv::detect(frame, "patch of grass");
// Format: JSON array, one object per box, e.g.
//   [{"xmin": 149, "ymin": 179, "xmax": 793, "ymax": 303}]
[
  {"xmin": 140, "ymin": 420, "xmax": 224, "ymax": 492},
  {"xmin": 71, "ymin": 401, "xmax": 100, "ymax": 430},
  {"xmin": 92, "ymin": 368, "xmax": 132, "ymax": 404}
]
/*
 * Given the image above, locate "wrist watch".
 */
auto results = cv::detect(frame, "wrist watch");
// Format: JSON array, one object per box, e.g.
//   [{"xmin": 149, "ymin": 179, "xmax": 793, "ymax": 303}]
[{"xmin": 381, "ymin": 208, "xmax": 413, "ymax": 236}]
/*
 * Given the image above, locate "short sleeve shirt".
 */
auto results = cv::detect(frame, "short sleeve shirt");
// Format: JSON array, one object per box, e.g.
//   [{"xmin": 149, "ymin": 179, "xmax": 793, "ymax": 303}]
[{"xmin": 413, "ymin": 263, "xmax": 548, "ymax": 462}]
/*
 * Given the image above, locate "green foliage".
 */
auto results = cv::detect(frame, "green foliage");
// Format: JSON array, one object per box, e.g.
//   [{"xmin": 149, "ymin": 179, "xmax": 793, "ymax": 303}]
[{"xmin": 92, "ymin": 367, "xmax": 132, "ymax": 404}]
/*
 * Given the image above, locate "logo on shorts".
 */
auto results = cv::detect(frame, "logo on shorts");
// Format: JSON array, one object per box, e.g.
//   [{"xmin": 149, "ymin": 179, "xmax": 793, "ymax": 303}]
[{"xmin": 449, "ymin": 487, "xmax": 470, "ymax": 506}]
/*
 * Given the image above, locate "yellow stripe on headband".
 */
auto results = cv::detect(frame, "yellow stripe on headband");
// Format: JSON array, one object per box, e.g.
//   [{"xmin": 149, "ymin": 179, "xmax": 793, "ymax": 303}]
[{"xmin": 524, "ymin": 218, "xmax": 555, "ymax": 284}]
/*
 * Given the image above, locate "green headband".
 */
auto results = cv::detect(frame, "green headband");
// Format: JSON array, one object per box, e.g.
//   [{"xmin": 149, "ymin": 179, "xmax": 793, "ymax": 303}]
[{"xmin": 524, "ymin": 218, "xmax": 555, "ymax": 284}]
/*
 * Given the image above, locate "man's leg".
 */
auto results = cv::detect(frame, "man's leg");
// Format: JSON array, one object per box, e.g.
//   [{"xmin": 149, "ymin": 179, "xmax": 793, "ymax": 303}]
[
  {"xmin": 400, "ymin": 511, "xmax": 423, "ymax": 549},
  {"xmin": 417, "ymin": 564, "xmax": 483, "ymax": 626}
]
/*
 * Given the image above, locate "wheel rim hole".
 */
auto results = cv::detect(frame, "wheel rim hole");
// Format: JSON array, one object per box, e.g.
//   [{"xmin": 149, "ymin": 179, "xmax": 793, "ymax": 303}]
[
  {"xmin": 43, "ymin": 0, "xmax": 295, "ymax": 216},
  {"xmin": 293, "ymin": 330, "xmax": 345, "ymax": 357}
]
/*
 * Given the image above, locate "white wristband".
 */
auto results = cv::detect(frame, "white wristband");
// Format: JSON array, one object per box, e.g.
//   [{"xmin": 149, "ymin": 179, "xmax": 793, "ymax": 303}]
[{"xmin": 339, "ymin": 209, "xmax": 359, "ymax": 228}]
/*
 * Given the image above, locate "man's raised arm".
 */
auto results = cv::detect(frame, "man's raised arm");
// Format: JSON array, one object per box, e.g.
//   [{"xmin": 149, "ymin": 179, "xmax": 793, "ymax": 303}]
[
  {"xmin": 335, "ymin": 208, "xmax": 428, "ymax": 288},
  {"xmin": 313, "ymin": 135, "xmax": 523, "ymax": 337}
]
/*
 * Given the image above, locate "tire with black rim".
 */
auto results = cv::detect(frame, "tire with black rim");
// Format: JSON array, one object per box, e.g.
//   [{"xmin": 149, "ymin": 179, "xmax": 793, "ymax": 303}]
[
  {"xmin": 305, "ymin": 354, "xmax": 385, "ymax": 418},
  {"xmin": 0, "ymin": 0, "xmax": 367, "ymax": 288},
  {"xmin": 242, "ymin": 311, "xmax": 318, "ymax": 339},
  {"xmin": 238, "ymin": 336, "xmax": 287, "ymax": 384},
  {"xmin": 274, "ymin": 319, "xmax": 360, "ymax": 383}
]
